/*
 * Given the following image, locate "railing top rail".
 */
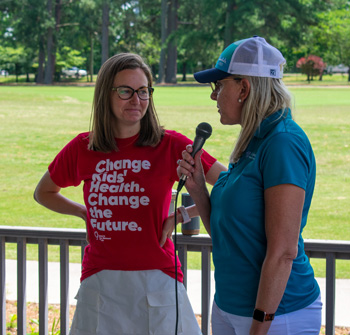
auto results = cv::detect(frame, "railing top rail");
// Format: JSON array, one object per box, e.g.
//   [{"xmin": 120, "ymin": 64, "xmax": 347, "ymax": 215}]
[
  {"xmin": 0, "ymin": 225, "xmax": 86, "ymax": 241},
  {"xmin": 304, "ymin": 238, "xmax": 350, "ymax": 250},
  {"xmin": 1, "ymin": 227, "xmax": 350, "ymax": 256}
]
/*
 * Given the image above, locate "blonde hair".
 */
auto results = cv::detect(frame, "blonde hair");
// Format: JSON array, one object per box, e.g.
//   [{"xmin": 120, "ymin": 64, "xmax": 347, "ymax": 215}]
[
  {"xmin": 230, "ymin": 76, "xmax": 292, "ymax": 163},
  {"xmin": 88, "ymin": 53, "xmax": 164, "ymax": 152}
]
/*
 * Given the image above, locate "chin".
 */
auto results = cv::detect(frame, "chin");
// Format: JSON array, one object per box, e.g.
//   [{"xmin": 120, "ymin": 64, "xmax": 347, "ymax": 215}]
[
  {"xmin": 220, "ymin": 118, "xmax": 236, "ymax": 126},
  {"xmin": 220, "ymin": 117, "xmax": 230, "ymax": 125}
]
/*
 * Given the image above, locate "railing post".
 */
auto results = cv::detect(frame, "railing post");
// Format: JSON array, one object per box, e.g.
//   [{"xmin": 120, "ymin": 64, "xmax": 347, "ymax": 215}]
[
  {"xmin": 0, "ymin": 236, "xmax": 5, "ymax": 335},
  {"xmin": 201, "ymin": 245, "xmax": 211, "ymax": 335},
  {"xmin": 81, "ymin": 240, "xmax": 88, "ymax": 264},
  {"xmin": 17, "ymin": 237, "xmax": 27, "ymax": 335},
  {"xmin": 177, "ymin": 244, "xmax": 188, "ymax": 289},
  {"xmin": 60, "ymin": 240, "xmax": 70, "ymax": 335},
  {"xmin": 39, "ymin": 238, "xmax": 48, "ymax": 335},
  {"xmin": 325, "ymin": 253, "xmax": 336, "ymax": 335}
]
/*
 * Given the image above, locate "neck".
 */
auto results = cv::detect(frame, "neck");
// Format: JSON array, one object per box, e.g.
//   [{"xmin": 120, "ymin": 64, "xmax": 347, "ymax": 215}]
[{"xmin": 114, "ymin": 122, "xmax": 141, "ymax": 139}]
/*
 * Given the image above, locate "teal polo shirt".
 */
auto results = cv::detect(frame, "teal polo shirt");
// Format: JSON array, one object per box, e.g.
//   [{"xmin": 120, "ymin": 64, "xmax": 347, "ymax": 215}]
[{"xmin": 210, "ymin": 109, "xmax": 320, "ymax": 317}]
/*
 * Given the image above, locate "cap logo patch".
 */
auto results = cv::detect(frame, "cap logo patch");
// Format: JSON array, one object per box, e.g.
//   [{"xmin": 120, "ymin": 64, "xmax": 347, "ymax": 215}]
[{"xmin": 218, "ymin": 57, "xmax": 227, "ymax": 64}]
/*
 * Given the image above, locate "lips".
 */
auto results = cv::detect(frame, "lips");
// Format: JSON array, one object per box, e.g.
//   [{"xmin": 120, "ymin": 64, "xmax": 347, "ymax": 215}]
[{"xmin": 125, "ymin": 109, "xmax": 141, "ymax": 114}]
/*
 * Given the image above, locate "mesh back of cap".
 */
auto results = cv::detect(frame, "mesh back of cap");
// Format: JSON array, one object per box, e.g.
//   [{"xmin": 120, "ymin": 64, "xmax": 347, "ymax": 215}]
[{"xmin": 228, "ymin": 37, "xmax": 285, "ymax": 78}]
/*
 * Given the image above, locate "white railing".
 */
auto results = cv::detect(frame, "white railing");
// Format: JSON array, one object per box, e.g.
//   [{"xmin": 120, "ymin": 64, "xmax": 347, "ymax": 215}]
[{"xmin": 1, "ymin": 226, "xmax": 350, "ymax": 335}]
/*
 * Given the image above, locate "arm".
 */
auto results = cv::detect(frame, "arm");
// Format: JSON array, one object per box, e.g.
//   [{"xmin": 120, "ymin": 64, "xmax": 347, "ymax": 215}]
[
  {"xmin": 250, "ymin": 183, "xmax": 304, "ymax": 335},
  {"xmin": 205, "ymin": 160, "xmax": 227, "ymax": 186},
  {"xmin": 34, "ymin": 170, "xmax": 87, "ymax": 222},
  {"xmin": 159, "ymin": 204, "xmax": 198, "ymax": 247},
  {"xmin": 160, "ymin": 149, "xmax": 227, "ymax": 246},
  {"xmin": 178, "ymin": 146, "xmax": 227, "ymax": 235}
]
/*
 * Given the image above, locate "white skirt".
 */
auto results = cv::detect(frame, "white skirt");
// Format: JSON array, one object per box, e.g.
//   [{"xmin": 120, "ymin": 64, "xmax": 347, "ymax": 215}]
[{"xmin": 69, "ymin": 269, "xmax": 202, "ymax": 335}]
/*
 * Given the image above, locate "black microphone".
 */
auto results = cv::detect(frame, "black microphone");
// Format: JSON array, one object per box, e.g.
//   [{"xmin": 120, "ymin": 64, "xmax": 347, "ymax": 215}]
[{"xmin": 177, "ymin": 122, "xmax": 212, "ymax": 192}]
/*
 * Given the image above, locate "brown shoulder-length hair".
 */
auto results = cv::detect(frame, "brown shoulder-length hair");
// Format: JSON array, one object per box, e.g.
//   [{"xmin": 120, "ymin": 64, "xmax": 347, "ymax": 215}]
[{"xmin": 88, "ymin": 53, "xmax": 164, "ymax": 152}]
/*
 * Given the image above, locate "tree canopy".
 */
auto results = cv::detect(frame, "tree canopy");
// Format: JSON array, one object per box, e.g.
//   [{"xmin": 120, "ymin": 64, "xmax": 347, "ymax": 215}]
[{"xmin": 0, "ymin": 0, "xmax": 349, "ymax": 83}]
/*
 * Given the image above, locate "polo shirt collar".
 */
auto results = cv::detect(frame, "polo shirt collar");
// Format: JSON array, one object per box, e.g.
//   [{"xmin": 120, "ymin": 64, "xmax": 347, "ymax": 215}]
[{"xmin": 254, "ymin": 108, "xmax": 291, "ymax": 139}]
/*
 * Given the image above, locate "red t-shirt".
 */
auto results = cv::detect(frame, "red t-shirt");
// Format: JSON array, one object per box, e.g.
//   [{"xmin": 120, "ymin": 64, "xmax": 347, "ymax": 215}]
[{"xmin": 49, "ymin": 130, "xmax": 216, "ymax": 282}]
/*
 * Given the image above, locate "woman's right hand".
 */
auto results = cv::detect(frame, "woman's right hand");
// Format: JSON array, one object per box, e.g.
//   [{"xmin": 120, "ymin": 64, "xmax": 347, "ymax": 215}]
[
  {"xmin": 177, "ymin": 145, "xmax": 212, "ymax": 235},
  {"xmin": 177, "ymin": 144, "xmax": 206, "ymax": 194}
]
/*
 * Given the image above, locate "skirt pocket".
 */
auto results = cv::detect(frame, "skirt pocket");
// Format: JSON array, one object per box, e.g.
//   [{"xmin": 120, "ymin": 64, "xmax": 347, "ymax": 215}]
[
  {"xmin": 147, "ymin": 290, "xmax": 183, "ymax": 335},
  {"xmin": 97, "ymin": 292, "xmax": 148, "ymax": 334},
  {"xmin": 70, "ymin": 286, "xmax": 100, "ymax": 334}
]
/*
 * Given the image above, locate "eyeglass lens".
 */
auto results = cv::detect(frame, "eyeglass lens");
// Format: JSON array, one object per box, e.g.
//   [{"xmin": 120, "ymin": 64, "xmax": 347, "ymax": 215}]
[
  {"xmin": 114, "ymin": 86, "xmax": 153, "ymax": 100},
  {"xmin": 210, "ymin": 78, "xmax": 241, "ymax": 92}
]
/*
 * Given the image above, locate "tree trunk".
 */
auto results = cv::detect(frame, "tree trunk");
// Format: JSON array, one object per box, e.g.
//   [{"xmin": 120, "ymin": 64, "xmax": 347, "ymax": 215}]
[
  {"xmin": 44, "ymin": 0, "xmax": 54, "ymax": 84},
  {"xmin": 224, "ymin": 0, "xmax": 236, "ymax": 48},
  {"xmin": 101, "ymin": 0, "xmax": 109, "ymax": 65},
  {"xmin": 44, "ymin": 30, "xmax": 54, "ymax": 83},
  {"xmin": 165, "ymin": 0, "xmax": 178, "ymax": 84},
  {"xmin": 90, "ymin": 33, "xmax": 94, "ymax": 82},
  {"xmin": 157, "ymin": 0, "xmax": 168, "ymax": 83},
  {"xmin": 44, "ymin": 0, "xmax": 61, "ymax": 84},
  {"xmin": 15, "ymin": 64, "xmax": 19, "ymax": 83},
  {"xmin": 36, "ymin": 36, "xmax": 45, "ymax": 84},
  {"xmin": 53, "ymin": 0, "xmax": 62, "ymax": 81},
  {"xmin": 181, "ymin": 62, "xmax": 186, "ymax": 81}
]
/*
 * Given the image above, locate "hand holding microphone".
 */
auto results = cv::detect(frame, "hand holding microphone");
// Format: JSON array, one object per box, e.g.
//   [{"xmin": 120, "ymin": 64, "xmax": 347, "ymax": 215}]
[{"xmin": 177, "ymin": 122, "xmax": 212, "ymax": 192}]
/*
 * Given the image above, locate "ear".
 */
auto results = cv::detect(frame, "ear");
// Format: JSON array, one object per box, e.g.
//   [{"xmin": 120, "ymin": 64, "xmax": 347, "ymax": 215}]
[{"xmin": 240, "ymin": 78, "xmax": 250, "ymax": 102}]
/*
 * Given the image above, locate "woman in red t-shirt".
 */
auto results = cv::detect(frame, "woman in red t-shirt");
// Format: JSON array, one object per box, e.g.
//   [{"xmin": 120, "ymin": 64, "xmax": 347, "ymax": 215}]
[{"xmin": 34, "ymin": 53, "xmax": 226, "ymax": 335}]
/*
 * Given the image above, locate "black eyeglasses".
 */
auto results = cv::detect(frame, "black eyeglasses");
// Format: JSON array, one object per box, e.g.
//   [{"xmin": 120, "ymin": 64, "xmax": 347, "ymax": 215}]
[
  {"xmin": 210, "ymin": 77, "xmax": 242, "ymax": 92},
  {"xmin": 111, "ymin": 86, "xmax": 154, "ymax": 100}
]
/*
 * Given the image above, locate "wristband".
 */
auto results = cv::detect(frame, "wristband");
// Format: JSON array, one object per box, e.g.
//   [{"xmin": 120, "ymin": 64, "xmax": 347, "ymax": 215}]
[{"xmin": 178, "ymin": 206, "xmax": 191, "ymax": 224}]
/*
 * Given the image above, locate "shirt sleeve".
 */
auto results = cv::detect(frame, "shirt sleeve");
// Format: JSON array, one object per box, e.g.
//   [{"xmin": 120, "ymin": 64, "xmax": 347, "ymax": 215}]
[
  {"xmin": 259, "ymin": 132, "xmax": 311, "ymax": 190},
  {"xmin": 166, "ymin": 130, "xmax": 217, "ymax": 182},
  {"xmin": 48, "ymin": 135, "xmax": 83, "ymax": 188}
]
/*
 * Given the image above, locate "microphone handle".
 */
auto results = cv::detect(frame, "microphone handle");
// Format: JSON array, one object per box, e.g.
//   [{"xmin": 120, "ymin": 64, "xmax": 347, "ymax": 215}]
[
  {"xmin": 177, "ymin": 136, "xmax": 205, "ymax": 192},
  {"xmin": 177, "ymin": 175, "xmax": 187, "ymax": 192}
]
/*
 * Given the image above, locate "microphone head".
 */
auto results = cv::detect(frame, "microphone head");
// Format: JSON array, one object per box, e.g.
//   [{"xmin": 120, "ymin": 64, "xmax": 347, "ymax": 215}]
[{"xmin": 196, "ymin": 122, "xmax": 212, "ymax": 140}]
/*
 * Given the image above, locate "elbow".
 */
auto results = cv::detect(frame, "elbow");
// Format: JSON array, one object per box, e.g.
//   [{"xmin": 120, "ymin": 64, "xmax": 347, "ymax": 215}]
[
  {"xmin": 267, "ymin": 246, "xmax": 298, "ymax": 266},
  {"xmin": 279, "ymin": 248, "xmax": 298, "ymax": 265},
  {"xmin": 33, "ymin": 189, "xmax": 39, "ymax": 203},
  {"xmin": 33, "ymin": 185, "xmax": 42, "ymax": 204},
  {"xmin": 285, "ymin": 243, "xmax": 298, "ymax": 261}
]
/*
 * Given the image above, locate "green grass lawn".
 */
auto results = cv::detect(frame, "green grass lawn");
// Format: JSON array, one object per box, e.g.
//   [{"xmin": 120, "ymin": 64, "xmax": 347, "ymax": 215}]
[{"xmin": 0, "ymin": 83, "xmax": 349, "ymax": 278}]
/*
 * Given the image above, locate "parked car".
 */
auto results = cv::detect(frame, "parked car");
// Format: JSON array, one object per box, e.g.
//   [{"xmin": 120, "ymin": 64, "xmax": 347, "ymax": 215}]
[
  {"xmin": 325, "ymin": 64, "xmax": 349, "ymax": 74},
  {"xmin": 62, "ymin": 66, "xmax": 87, "ymax": 78}
]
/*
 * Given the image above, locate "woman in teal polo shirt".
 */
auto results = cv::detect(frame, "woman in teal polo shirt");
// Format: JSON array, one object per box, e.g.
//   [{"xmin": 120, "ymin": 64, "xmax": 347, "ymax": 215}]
[{"xmin": 178, "ymin": 36, "xmax": 322, "ymax": 335}]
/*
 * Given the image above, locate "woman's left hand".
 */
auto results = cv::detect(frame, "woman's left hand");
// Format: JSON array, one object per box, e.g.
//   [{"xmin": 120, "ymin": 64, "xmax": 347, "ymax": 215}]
[{"xmin": 159, "ymin": 214, "xmax": 176, "ymax": 247}]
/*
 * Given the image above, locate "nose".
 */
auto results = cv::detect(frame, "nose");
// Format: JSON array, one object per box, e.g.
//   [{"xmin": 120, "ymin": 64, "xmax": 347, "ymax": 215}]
[
  {"xmin": 130, "ymin": 91, "xmax": 140, "ymax": 104},
  {"xmin": 210, "ymin": 91, "xmax": 218, "ymax": 101}
]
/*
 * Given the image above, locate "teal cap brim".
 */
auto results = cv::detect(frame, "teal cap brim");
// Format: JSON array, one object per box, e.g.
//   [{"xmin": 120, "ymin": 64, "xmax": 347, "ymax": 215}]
[{"xmin": 193, "ymin": 68, "xmax": 230, "ymax": 83}]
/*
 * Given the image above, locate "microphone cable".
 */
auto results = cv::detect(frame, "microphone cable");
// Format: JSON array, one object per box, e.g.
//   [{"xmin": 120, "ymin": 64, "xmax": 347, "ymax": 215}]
[
  {"xmin": 172, "ymin": 122, "xmax": 212, "ymax": 334},
  {"xmin": 173, "ymin": 189, "xmax": 180, "ymax": 335}
]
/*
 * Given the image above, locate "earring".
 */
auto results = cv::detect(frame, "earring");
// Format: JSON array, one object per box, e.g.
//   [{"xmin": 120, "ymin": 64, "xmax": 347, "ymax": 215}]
[{"xmin": 238, "ymin": 99, "xmax": 242, "ymax": 103}]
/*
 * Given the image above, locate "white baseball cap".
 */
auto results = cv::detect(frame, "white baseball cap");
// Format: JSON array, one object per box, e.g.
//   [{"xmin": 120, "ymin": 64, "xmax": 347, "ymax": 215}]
[{"xmin": 194, "ymin": 36, "xmax": 286, "ymax": 83}]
